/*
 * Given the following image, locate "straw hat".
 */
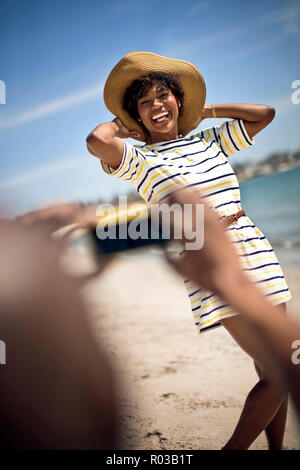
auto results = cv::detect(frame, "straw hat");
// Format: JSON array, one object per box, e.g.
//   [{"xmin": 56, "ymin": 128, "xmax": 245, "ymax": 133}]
[{"xmin": 103, "ymin": 51, "xmax": 206, "ymax": 142}]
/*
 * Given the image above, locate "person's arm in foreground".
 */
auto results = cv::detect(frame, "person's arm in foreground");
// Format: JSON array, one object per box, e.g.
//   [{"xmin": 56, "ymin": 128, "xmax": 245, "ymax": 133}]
[
  {"xmin": 16, "ymin": 202, "xmax": 82, "ymax": 233},
  {"xmin": 0, "ymin": 220, "xmax": 118, "ymax": 449},
  {"xmin": 199, "ymin": 103, "xmax": 275, "ymax": 139},
  {"xmin": 164, "ymin": 189, "xmax": 300, "ymax": 418}
]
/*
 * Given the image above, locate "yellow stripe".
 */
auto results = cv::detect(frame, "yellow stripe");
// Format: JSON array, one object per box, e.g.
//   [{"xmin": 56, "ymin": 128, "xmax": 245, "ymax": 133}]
[
  {"xmin": 131, "ymin": 159, "xmax": 146, "ymax": 182},
  {"xmin": 201, "ymin": 298, "xmax": 222, "ymax": 309},
  {"xmin": 232, "ymin": 120, "xmax": 246, "ymax": 149},
  {"xmin": 240, "ymin": 256, "xmax": 274, "ymax": 265},
  {"xmin": 199, "ymin": 309, "xmax": 235, "ymax": 327},
  {"xmin": 154, "ymin": 178, "xmax": 188, "ymax": 197},
  {"xmin": 271, "ymin": 294, "xmax": 291, "ymax": 303},
  {"xmin": 196, "ymin": 179, "xmax": 236, "ymax": 193},
  {"xmin": 186, "ymin": 284, "xmax": 197, "ymax": 290},
  {"xmin": 235, "ymin": 243, "xmax": 257, "ymax": 250},
  {"xmin": 247, "ymin": 268, "xmax": 281, "ymax": 279},
  {"xmin": 227, "ymin": 231, "xmax": 246, "ymax": 237},
  {"xmin": 235, "ymin": 242, "xmax": 271, "ymax": 252},
  {"xmin": 142, "ymin": 169, "xmax": 170, "ymax": 197},
  {"xmin": 205, "ymin": 198, "xmax": 217, "ymax": 204},
  {"xmin": 197, "ymin": 294, "xmax": 291, "ymax": 328},
  {"xmin": 204, "ymin": 129, "xmax": 211, "ymax": 142},
  {"xmin": 221, "ymin": 134, "xmax": 234, "ymax": 155},
  {"xmin": 194, "ymin": 302, "xmax": 232, "ymax": 320},
  {"xmin": 126, "ymin": 161, "xmax": 139, "ymax": 179},
  {"xmin": 130, "ymin": 153, "xmax": 144, "ymax": 182},
  {"xmin": 114, "ymin": 146, "xmax": 132, "ymax": 177},
  {"xmin": 190, "ymin": 296, "xmax": 202, "ymax": 304},
  {"xmin": 259, "ymin": 281, "xmax": 287, "ymax": 291}
]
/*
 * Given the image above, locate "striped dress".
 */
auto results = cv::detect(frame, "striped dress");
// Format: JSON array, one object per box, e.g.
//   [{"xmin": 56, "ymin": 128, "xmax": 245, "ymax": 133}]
[{"xmin": 100, "ymin": 119, "xmax": 292, "ymax": 333}]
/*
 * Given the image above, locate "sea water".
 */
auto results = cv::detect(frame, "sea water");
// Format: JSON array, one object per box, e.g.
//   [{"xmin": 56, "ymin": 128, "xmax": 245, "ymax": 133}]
[
  {"xmin": 240, "ymin": 166, "xmax": 300, "ymax": 267},
  {"xmin": 240, "ymin": 166, "xmax": 300, "ymax": 247}
]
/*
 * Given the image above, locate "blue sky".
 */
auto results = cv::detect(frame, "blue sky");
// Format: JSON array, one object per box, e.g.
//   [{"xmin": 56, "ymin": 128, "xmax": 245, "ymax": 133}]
[{"xmin": 1, "ymin": 0, "xmax": 300, "ymax": 215}]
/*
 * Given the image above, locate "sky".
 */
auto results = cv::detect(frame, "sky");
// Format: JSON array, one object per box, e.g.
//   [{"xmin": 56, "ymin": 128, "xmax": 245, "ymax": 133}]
[{"xmin": 1, "ymin": 0, "xmax": 300, "ymax": 215}]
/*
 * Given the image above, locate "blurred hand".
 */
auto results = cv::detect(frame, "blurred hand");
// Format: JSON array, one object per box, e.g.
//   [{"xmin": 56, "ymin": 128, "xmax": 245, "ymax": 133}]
[
  {"xmin": 16, "ymin": 202, "xmax": 83, "ymax": 233},
  {"xmin": 13, "ymin": 203, "xmax": 111, "ymax": 284},
  {"xmin": 0, "ymin": 219, "xmax": 118, "ymax": 449}
]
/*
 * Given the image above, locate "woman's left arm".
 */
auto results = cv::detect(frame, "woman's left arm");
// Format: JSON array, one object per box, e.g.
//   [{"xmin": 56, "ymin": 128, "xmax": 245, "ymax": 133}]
[{"xmin": 202, "ymin": 103, "xmax": 275, "ymax": 139}]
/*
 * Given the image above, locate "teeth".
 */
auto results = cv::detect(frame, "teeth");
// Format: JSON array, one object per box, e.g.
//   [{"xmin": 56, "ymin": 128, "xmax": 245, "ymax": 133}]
[{"xmin": 152, "ymin": 112, "xmax": 168, "ymax": 120}]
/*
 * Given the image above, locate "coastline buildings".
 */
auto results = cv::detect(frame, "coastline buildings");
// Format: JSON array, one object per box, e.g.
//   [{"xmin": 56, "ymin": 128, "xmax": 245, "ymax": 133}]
[{"xmin": 233, "ymin": 149, "xmax": 300, "ymax": 182}]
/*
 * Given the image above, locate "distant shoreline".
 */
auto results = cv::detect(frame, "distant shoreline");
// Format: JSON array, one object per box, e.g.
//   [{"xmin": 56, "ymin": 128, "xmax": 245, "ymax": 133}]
[{"xmin": 236, "ymin": 161, "xmax": 300, "ymax": 184}]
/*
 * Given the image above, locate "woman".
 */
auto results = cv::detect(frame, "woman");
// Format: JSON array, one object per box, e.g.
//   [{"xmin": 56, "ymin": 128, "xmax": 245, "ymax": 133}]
[{"xmin": 86, "ymin": 52, "xmax": 292, "ymax": 450}]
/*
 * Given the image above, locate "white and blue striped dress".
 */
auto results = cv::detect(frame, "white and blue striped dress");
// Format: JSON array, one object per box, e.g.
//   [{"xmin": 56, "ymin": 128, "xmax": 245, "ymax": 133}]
[{"xmin": 100, "ymin": 119, "xmax": 292, "ymax": 333}]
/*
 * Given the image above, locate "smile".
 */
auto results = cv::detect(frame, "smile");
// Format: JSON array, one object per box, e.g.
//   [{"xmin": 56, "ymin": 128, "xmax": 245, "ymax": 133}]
[{"xmin": 151, "ymin": 111, "xmax": 170, "ymax": 123}]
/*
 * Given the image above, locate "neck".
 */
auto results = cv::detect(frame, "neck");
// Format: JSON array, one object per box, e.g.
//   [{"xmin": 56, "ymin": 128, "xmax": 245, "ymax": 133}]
[{"xmin": 146, "ymin": 129, "xmax": 179, "ymax": 145}]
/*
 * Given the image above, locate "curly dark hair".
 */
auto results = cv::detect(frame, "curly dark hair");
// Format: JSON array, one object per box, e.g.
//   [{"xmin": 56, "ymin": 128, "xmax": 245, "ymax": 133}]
[{"xmin": 123, "ymin": 72, "xmax": 184, "ymax": 127}]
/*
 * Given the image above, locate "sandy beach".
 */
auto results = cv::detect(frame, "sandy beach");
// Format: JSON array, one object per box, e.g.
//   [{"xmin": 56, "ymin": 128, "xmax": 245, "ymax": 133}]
[{"xmin": 78, "ymin": 249, "xmax": 300, "ymax": 450}]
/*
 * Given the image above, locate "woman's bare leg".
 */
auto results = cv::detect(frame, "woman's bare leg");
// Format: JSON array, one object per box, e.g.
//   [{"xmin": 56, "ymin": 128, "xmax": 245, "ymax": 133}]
[
  {"xmin": 254, "ymin": 361, "xmax": 288, "ymax": 449},
  {"xmin": 221, "ymin": 304, "xmax": 287, "ymax": 450},
  {"xmin": 253, "ymin": 304, "xmax": 288, "ymax": 450}
]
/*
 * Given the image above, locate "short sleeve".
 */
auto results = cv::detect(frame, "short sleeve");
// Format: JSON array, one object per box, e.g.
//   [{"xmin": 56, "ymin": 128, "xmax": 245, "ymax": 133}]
[
  {"xmin": 201, "ymin": 119, "xmax": 255, "ymax": 157},
  {"xmin": 100, "ymin": 140, "xmax": 147, "ymax": 181}
]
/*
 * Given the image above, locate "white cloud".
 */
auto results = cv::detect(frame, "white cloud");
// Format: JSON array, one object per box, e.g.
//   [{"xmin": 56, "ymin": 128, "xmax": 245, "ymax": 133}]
[
  {"xmin": 163, "ymin": 2, "xmax": 299, "ymax": 61},
  {"xmin": 259, "ymin": 1, "xmax": 300, "ymax": 34},
  {"xmin": 0, "ymin": 81, "xmax": 104, "ymax": 131},
  {"xmin": 0, "ymin": 157, "xmax": 87, "ymax": 191}
]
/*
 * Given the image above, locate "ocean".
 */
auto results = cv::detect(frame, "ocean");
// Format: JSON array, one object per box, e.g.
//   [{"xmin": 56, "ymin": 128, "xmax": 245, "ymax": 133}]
[
  {"xmin": 239, "ymin": 166, "xmax": 300, "ymax": 267},
  {"xmin": 240, "ymin": 166, "xmax": 300, "ymax": 247}
]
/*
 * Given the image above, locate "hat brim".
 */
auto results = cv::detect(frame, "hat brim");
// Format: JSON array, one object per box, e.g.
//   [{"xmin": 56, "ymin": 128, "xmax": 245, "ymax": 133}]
[{"xmin": 103, "ymin": 51, "xmax": 206, "ymax": 143}]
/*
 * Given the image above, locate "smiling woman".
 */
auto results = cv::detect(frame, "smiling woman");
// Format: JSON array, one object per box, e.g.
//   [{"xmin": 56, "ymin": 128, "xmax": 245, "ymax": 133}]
[
  {"xmin": 137, "ymin": 85, "xmax": 180, "ymax": 143},
  {"xmin": 86, "ymin": 51, "xmax": 292, "ymax": 451},
  {"xmin": 123, "ymin": 71, "xmax": 184, "ymax": 143}
]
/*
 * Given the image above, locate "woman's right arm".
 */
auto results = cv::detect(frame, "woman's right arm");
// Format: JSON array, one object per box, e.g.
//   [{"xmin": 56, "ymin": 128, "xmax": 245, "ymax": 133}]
[{"xmin": 86, "ymin": 118, "xmax": 140, "ymax": 170}]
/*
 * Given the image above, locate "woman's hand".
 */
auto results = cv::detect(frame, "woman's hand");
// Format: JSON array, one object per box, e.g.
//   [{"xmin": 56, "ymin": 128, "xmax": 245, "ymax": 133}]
[
  {"xmin": 113, "ymin": 118, "xmax": 141, "ymax": 139},
  {"xmin": 192, "ymin": 104, "xmax": 213, "ymax": 129}
]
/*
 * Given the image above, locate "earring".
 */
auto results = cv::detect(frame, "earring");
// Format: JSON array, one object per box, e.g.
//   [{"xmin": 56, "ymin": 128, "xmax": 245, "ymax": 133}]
[{"xmin": 138, "ymin": 118, "xmax": 141, "ymax": 122}]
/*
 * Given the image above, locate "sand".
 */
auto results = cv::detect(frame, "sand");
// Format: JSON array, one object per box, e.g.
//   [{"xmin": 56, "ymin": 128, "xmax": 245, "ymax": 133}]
[{"xmin": 78, "ymin": 250, "xmax": 300, "ymax": 450}]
